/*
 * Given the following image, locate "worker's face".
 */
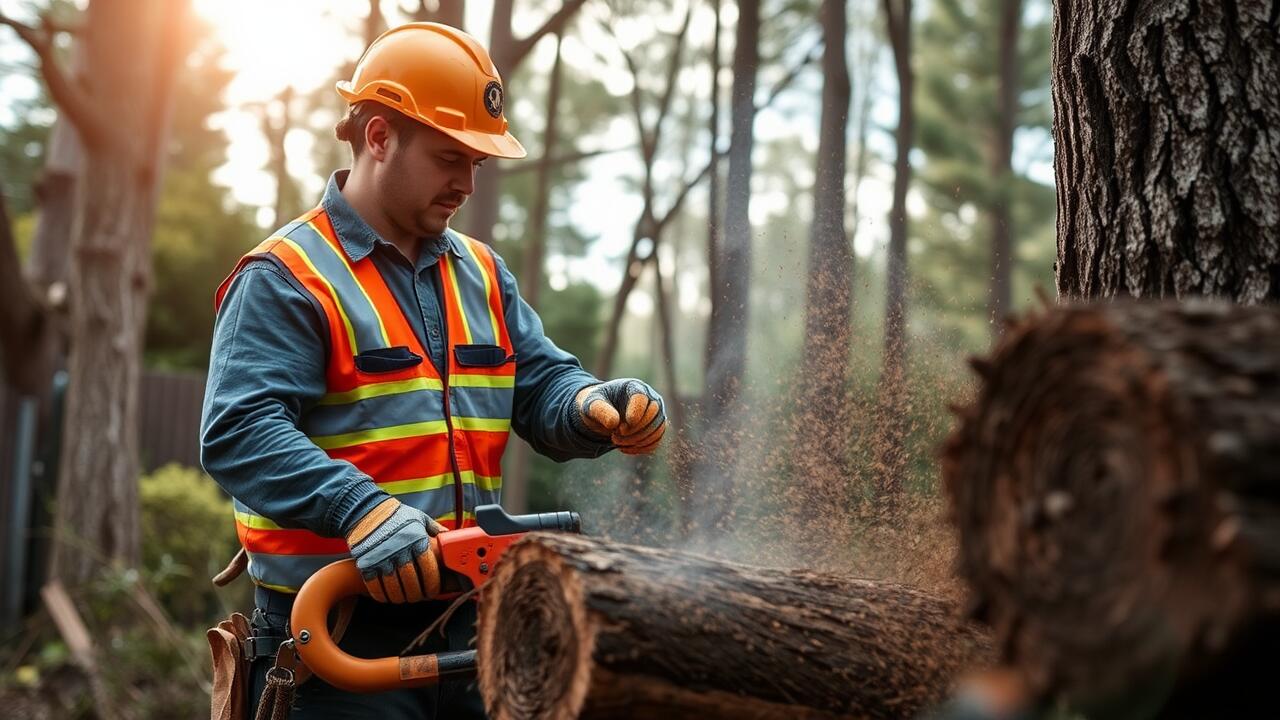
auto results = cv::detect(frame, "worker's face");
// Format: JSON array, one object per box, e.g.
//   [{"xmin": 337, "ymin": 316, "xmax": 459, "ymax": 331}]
[{"xmin": 369, "ymin": 117, "xmax": 488, "ymax": 238}]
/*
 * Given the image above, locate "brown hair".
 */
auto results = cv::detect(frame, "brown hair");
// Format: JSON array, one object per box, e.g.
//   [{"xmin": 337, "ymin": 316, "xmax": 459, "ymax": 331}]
[{"xmin": 335, "ymin": 101, "xmax": 419, "ymax": 158}]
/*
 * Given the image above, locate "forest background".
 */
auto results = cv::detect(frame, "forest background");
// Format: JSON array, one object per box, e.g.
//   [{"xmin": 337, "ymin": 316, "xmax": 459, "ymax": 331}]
[{"xmin": 0, "ymin": 0, "xmax": 1055, "ymax": 714}]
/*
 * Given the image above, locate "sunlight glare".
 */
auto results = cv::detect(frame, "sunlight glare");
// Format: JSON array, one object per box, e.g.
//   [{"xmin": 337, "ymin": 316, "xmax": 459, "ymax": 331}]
[{"xmin": 193, "ymin": 0, "xmax": 368, "ymax": 104}]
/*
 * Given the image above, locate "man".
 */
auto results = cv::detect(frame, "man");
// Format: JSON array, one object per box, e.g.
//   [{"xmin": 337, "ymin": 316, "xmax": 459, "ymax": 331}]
[{"xmin": 201, "ymin": 22, "xmax": 666, "ymax": 718}]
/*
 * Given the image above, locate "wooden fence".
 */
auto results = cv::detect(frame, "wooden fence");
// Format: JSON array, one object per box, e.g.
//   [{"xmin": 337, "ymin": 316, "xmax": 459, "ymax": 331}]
[{"xmin": 0, "ymin": 368, "xmax": 206, "ymax": 624}]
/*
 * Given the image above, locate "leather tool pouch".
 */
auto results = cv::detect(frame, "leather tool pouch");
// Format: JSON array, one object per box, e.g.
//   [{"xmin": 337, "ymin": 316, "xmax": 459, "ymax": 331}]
[{"xmin": 207, "ymin": 612, "xmax": 252, "ymax": 720}]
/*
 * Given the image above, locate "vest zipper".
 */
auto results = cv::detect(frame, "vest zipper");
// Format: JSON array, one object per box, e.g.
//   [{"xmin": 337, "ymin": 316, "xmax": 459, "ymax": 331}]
[{"xmin": 434, "ymin": 275, "xmax": 466, "ymax": 528}]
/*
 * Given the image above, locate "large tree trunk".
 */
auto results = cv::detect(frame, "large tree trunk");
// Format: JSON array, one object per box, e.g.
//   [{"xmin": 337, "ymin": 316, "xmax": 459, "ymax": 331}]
[
  {"xmin": 1053, "ymin": 0, "xmax": 1280, "ymax": 301},
  {"xmin": 477, "ymin": 534, "xmax": 992, "ymax": 720},
  {"xmin": 43, "ymin": 0, "xmax": 188, "ymax": 585},
  {"xmin": 943, "ymin": 302, "xmax": 1280, "ymax": 718},
  {"xmin": 988, "ymin": 0, "xmax": 1021, "ymax": 330},
  {"xmin": 790, "ymin": 0, "xmax": 854, "ymax": 553},
  {"xmin": 873, "ymin": 0, "xmax": 913, "ymax": 498},
  {"xmin": 695, "ymin": 0, "xmax": 761, "ymax": 535}
]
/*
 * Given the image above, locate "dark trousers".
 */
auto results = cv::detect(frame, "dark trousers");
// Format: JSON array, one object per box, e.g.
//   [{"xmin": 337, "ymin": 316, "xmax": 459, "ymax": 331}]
[{"xmin": 249, "ymin": 587, "xmax": 487, "ymax": 719}]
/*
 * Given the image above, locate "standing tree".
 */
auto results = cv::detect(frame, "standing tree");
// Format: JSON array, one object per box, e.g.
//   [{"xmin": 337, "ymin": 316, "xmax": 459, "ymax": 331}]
[
  {"xmin": 694, "ymin": 0, "xmax": 762, "ymax": 536},
  {"xmin": 1054, "ymin": 0, "xmax": 1280, "ymax": 301},
  {"xmin": 790, "ymin": 0, "xmax": 853, "ymax": 547},
  {"xmin": 0, "ymin": 0, "xmax": 190, "ymax": 584},
  {"xmin": 872, "ymin": 0, "xmax": 913, "ymax": 498},
  {"xmin": 460, "ymin": 0, "xmax": 588, "ymax": 243},
  {"xmin": 913, "ymin": 0, "xmax": 1053, "ymax": 346}
]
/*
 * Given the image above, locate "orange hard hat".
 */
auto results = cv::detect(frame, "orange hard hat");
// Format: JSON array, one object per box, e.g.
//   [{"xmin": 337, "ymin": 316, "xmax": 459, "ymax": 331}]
[{"xmin": 336, "ymin": 23, "xmax": 527, "ymax": 159}]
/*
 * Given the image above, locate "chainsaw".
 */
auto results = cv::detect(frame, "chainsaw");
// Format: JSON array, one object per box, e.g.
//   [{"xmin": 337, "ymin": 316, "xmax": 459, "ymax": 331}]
[{"xmin": 289, "ymin": 504, "xmax": 581, "ymax": 693}]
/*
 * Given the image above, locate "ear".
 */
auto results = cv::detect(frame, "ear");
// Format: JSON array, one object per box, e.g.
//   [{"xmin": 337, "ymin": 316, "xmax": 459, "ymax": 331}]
[{"xmin": 364, "ymin": 115, "xmax": 393, "ymax": 162}]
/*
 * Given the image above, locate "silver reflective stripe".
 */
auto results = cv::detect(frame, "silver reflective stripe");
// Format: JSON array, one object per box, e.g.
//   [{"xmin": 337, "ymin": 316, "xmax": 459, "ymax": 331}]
[
  {"xmin": 448, "ymin": 385, "xmax": 514, "ymax": 421},
  {"xmin": 283, "ymin": 222, "xmax": 389, "ymax": 354},
  {"xmin": 247, "ymin": 551, "xmax": 348, "ymax": 594},
  {"xmin": 448, "ymin": 239, "xmax": 499, "ymax": 347},
  {"xmin": 302, "ymin": 387, "xmax": 445, "ymax": 439}
]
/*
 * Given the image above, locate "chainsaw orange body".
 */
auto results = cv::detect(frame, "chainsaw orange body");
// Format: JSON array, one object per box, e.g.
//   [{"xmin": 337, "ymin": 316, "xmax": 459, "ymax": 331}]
[{"xmin": 289, "ymin": 505, "xmax": 580, "ymax": 693}]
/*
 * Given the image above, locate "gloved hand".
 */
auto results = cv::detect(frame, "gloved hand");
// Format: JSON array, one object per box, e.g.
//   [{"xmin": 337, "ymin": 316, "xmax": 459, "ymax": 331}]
[
  {"xmin": 572, "ymin": 379, "xmax": 667, "ymax": 455},
  {"xmin": 344, "ymin": 497, "xmax": 446, "ymax": 603}
]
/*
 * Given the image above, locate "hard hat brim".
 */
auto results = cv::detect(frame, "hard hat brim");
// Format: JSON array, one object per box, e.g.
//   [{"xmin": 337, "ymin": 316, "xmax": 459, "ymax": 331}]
[{"xmin": 337, "ymin": 85, "xmax": 528, "ymax": 160}]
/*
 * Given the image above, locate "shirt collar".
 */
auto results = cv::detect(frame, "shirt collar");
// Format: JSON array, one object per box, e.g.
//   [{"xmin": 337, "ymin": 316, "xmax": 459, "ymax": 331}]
[{"xmin": 321, "ymin": 170, "xmax": 465, "ymax": 264}]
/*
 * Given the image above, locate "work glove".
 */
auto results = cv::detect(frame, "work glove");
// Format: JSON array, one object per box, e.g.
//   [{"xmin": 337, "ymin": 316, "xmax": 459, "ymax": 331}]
[
  {"xmin": 344, "ymin": 497, "xmax": 446, "ymax": 603},
  {"xmin": 572, "ymin": 378, "xmax": 667, "ymax": 455}
]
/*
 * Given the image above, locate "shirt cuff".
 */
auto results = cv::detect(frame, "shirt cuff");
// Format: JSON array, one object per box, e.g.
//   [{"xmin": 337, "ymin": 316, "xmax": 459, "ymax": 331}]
[{"xmin": 325, "ymin": 476, "xmax": 392, "ymax": 538}]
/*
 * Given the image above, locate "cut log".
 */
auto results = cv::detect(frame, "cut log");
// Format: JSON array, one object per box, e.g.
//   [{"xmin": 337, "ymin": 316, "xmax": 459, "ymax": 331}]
[
  {"xmin": 476, "ymin": 533, "xmax": 992, "ymax": 720},
  {"xmin": 943, "ymin": 301, "xmax": 1280, "ymax": 717}
]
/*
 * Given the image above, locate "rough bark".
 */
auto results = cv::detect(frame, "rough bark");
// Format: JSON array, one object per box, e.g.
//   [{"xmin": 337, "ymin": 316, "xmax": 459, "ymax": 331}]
[
  {"xmin": 874, "ymin": 0, "xmax": 913, "ymax": 498},
  {"xmin": 17, "ymin": 0, "xmax": 190, "ymax": 584},
  {"xmin": 988, "ymin": 0, "xmax": 1021, "ymax": 329},
  {"xmin": 477, "ymin": 534, "xmax": 992, "ymax": 720},
  {"xmin": 943, "ymin": 301, "xmax": 1280, "ymax": 718},
  {"xmin": 1053, "ymin": 0, "xmax": 1280, "ymax": 301},
  {"xmin": 694, "ymin": 0, "xmax": 761, "ymax": 535},
  {"xmin": 790, "ymin": 0, "xmax": 854, "ymax": 551}
]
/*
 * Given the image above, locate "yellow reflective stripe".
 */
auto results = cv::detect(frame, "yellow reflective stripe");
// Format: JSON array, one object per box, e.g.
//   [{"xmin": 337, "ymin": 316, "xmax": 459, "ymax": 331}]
[
  {"xmin": 451, "ymin": 416, "xmax": 512, "ymax": 432},
  {"xmin": 473, "ymin": 472, "xmax": 502, "ymax": 492},
  {"xmin": 460, "ymin": 237, "xmax": 502, "ymax": 345},
  {"xmin": 436, "ymin": 510, "xmax": 477, "ymax": 524},
  {"xmin": 279, "ymin": 236, "xmax": 359, "ymax": 354},
  {"xmin": 310, "ymin": 220, "xmax": 391, "ymax": 348},
  {"xmin": 317, "ymin": 377, "xmax": 444, "ymax": 406},
  {"xmin": 380, "ymin": 472, "xmax": 454, "ymax": 495},
  {"xmin": 309, "ymin": 419, "xmax": 449, "ymax": 450},
  {"xmin": 252, "ymin": 578, "xmax": 300, "ymax": 594},
  {"xmin": 449, "ymin": 374, "xmax": 515, "ymax": 388},
  {"xmin": 235, "ymin": 510, "xmax": 281, "ymax": 531},
  {"xmin": 443, "ymin": 254, "xmax": 474, "ymax": 345}
]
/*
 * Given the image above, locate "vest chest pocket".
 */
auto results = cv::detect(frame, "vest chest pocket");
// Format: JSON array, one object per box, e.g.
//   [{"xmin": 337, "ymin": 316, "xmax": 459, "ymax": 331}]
[
  {"xmin": 454, "ymin": 344, "xmax": 516, "ymax": 367},
  {"xmin": 354, "ymin": 345, "xmax": 424, "ymax": 373}
]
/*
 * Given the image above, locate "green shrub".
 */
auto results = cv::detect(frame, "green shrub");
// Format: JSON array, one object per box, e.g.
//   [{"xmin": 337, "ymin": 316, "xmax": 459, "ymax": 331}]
[{"xmin": 139, "ymin": 463, "xmax": 246, "ymax": 625}]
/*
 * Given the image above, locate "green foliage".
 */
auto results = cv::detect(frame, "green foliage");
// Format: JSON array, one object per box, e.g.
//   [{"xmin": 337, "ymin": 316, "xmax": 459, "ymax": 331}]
[
  {"xmin": 139, "ymin": 463, "xmax": 245, "ymax": 626},
  {"xmin": 913, "ymin": 0, "xmax": 1056, "ymax": 350}
]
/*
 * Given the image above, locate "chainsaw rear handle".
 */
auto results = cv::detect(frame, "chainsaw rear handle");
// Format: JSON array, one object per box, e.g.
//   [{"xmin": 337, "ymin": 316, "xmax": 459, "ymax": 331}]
[{"xmin": 289, "ymin": 558, "xmax": 476, "ymax": 692}]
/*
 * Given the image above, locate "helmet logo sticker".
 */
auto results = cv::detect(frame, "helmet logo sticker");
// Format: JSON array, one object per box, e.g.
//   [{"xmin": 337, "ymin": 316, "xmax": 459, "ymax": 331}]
[{"xmin": 484, "ymin": 81, "xmax": 503, "ymax": 118}]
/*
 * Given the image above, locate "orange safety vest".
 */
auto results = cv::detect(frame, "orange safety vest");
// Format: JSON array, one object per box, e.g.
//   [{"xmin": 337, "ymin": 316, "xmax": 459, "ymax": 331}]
[{"xmin": 213, "ymin": 207, "xmax": 515, "ymax": 593}]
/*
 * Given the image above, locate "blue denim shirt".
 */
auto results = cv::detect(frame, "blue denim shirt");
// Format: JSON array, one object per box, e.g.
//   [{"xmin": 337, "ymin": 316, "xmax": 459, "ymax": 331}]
[{"xmin": 200, "ymin": 171, "xmax": 609, "ymax": 538}]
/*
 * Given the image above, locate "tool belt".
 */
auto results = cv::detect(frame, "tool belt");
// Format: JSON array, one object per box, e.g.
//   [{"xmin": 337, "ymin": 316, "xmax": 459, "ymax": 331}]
[{"xmin": 207, "ymin": 549, "xmax": 328, "ymax": 720}]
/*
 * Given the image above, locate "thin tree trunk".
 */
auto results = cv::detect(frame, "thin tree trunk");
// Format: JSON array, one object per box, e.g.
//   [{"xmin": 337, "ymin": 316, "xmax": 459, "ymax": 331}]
[
  {"xmin": 988, "ymin": 0, "xmax": 1021, "ymax": 330},
  {"xmin": 874, "ymin": 0, "xmax": 913, "ymax": 499},
  {"xmin": 506, "ymin": 33, "xmax": 564, "ymax": 513},
  {"xmin": 42, "ymin": 0, "xmax": 189, "ymax": 584},
  {"xmin": 461, "ymin": 0, "xmax": 588, "ymax": 243},
  {"xmin": 790, "ymin": 0, "xmax": 854, "ymax": 552},
  {"xmin": 478, "ymin": 533, "xmax": 992, "ymax": 720},
  {"xmin": 694, "ymin": 0, "xmax": 761, "ymax": 536},
  {"xmin": 262, "ymin": 86, "xmax": 299, "ymax": 230},
  {"xmin": 0, "ymin": 192, "xmax": 51, "ymax": 394},
  {"xmin": 704, "ymin": 0, "xmax": 723, "ymax": 379},
  {"xmin": 1053, "ymin": 0, "xmax": 1280, "ymax": 302}
]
